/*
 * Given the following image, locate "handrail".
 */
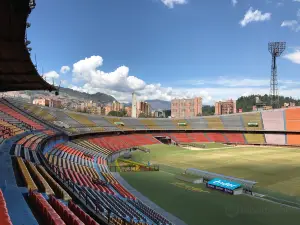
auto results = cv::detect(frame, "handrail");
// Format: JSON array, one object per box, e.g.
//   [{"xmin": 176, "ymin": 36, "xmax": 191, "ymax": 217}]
[{"xmin": 37, "ymin": 137, "xmax": 133, "ymax": 225}]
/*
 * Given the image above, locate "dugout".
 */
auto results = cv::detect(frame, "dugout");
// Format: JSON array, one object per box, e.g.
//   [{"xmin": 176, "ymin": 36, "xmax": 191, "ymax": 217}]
[
  {"xmin": 185, "ymin": 168, "xmax": 257, "ymax": 193},
  {"xmin": 206, "ymin": 178, "xmax": 243, "ymax": 195}
]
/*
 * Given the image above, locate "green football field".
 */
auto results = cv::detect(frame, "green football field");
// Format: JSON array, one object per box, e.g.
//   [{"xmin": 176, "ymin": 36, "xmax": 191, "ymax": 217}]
[{"xmin": 119, "ymin": 144, "xmax": 300, "ymax": 225}]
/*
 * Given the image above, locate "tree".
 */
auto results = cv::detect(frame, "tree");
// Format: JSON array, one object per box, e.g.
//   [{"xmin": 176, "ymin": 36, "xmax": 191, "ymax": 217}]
[
  {"xmin": 202, "ymin": 105, "xmax": 215, "ymax": 116},
  {"xmin": 138, "ymin": 113, "xmax": 148, "ymax": 118},
  {"xmin": 107, "ymin": 110, "xmax": 127, "ymax": 117},
  {"xmin": 163, "ymin": 110, "xmax": 171, "ymax": 118},
  {"xmin": 236, "ymin": 94, "xmax": 300, "ymax": 112}
]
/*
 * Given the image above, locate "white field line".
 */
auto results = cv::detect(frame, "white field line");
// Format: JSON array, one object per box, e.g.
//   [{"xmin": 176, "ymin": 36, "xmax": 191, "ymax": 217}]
[
  {"xmin": 183, "ymin": 145, "xmax": 299, "ymax": 151},
  {"xmin": 246, "ymin": 194, "xmax": 300, "ymax": 211}
]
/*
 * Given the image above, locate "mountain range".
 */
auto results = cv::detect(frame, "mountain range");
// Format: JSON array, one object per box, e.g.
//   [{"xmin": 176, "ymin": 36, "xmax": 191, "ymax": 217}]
[{"xmin": 25, "ymin": 87, "xmax": 116, "ymax": 104}]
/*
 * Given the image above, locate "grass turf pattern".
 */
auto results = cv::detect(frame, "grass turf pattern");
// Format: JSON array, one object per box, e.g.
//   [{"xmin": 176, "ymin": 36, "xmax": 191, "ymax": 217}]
[{"xmin": 120, "ymin": 144, "xmax": 300, "ymax": 225}]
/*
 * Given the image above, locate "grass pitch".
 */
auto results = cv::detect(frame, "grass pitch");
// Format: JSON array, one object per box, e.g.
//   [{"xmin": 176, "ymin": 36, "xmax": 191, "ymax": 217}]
[
  {"xmin": 130, "ymin": 144, "xmax": 300, "ymax": 197},
  {"xmin": 119, "ymin": 144, "xmax": 300, "ymax": 225}
]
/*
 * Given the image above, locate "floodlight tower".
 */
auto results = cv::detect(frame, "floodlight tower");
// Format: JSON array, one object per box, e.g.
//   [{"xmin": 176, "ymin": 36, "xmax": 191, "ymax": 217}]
[{"xmin": 268, "ymin": 42, "xmax": 286, "ymax": 109}]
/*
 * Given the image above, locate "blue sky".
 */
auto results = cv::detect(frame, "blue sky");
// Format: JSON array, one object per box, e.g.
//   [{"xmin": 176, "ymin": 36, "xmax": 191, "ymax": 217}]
[{"xmin": 28, "ymin": 0, "xmax": 300, "ymax": 104}]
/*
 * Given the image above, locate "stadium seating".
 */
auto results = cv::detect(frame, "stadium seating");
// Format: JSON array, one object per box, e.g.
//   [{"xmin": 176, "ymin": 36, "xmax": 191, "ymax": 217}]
[
  {"xmin": 16, "ymin": 157, "xmax": 38, "ymax": 191},
  {"xmin": 242, "ymin": 112, "xmax": 263, "ymax": 131},
  {"xmin": 68, "ymin": 200, "xmax": 99, "ymax": 225},
  {"xmin": 154, "ymin": 119, "xmax": 176, "ymax": 130},
  {"xmin": 167, "ymin": 133, "xmax": 194, "ymax": 143},
  {"xmin": 8, "ymin": 97, "xmax": 300, "ymax": 225},
  {"xmin": 49, "ymin": 195, "xmax": 84, "ymax": 225},
  {"xmin": 205, "ymin": 133, "xmax": 227, "ymax": 142},
  {"xmin": 88, "ymin": 134, "xmax": 159, "ymax": 152},
  {"xmin": 120, "ymin": 117, "xmax": 148, "ymax": 130},
  {"xmin": 87, "ymin": 115, "xmax": 120, "ymax": 131},
  {"xmin": 139, "ymin": 119, "xmax": 161, "ymax": 129},
  {"xmin": 37, "ymin": 165, "xmax": 72, "ymax": 201},
  {"xmin": 128, "ymin": 199, "xmax": 172, "ymax": 225},
  {"xmin": 186, "ymin": 117, "xmax": 208, "ymax": 129},
  {"xmin": 285, "ymin": 108, "xmax": 300, "ymax": 144},
  {"xmin": 0, "ymin": 101, "xmax": 44, "ymax": 130},
  {"xmin": 221, "ymin": 114, "xmax": 244, "ymax": 130},
  {"xmin": 0, "ymin": 190, "xmax": 13, "ymax": 225},
  {"xmin": 261, "ymin": 110, "xmax": 286, "ymax": 145},
  {"xmin": 205, "ymin": 116, "xmax": 224, "ymax": 129},
  {"xmin": 0, "ymin": 120, "xmax": 24, "ymax": 140},
  {"xmin": 26, "ymin": 161, "xmax": 55, "ymax": 195},
  {"xmin": 187, "ymin": 133, "xmax": 210, "ymax": 142},
  {"xmin": 224, "ymin": 133, "xmax": 245, "ymax": 144},
  {"xmin": 66, "ymin": 111, "xmax": 97, "ymax": 127},
  {"xmin": 285, "ymin": 108, "xmax": 300, "ymax": 131},
  {"xmin": 23, "ymin": 103, "xmax": 57, "ymax": 122},
  {"xmin": 105, "ymin": 117, "xmax": 131, "ymax": 130},
  {"xmin": 28, "ymin": 191, "xmax": 65, "ymax": 225},
  {"xmin": 171, "ymin": 119, "xmax": 192, "ymax": 130},
  {"xmin": 244, "ymin": 134, "xmax": 265, "ymax": 144}
]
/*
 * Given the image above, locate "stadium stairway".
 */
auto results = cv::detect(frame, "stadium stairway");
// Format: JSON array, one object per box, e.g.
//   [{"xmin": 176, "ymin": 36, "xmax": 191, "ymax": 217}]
[{"xmin": 0, "ymin": 131, "xmax": 39, "ymax": 225}]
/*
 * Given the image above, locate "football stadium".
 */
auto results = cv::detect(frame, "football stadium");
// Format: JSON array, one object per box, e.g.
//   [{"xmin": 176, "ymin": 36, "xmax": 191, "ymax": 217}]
[{"xmin": 1, "ymin": 1, "xmax": 300, "ymax": 225}]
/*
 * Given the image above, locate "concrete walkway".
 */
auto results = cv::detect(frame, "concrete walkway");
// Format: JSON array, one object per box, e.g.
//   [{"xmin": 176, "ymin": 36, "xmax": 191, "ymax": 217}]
[{"xmin": 112, "ymin": 172, "xmax": 187, "ymax": 225}]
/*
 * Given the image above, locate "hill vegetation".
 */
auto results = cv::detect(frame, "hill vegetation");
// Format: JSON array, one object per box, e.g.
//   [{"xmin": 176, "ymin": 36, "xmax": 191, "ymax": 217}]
[
  {"xmin": 26, "ymin": 87, "xmax": 116, "ymax": 104},
  {"xmin": 201, "ymin": 105, "xmax": 215, "ymax": 116},
  {"xmin": 236, "ymin": 94, "xmax": 300, "ymax": 112}
]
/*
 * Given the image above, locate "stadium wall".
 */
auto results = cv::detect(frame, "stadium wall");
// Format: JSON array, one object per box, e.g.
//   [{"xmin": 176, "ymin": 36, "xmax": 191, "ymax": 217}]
[
  {"xmin": 261, "ymin": 111, "xmax": 286, "ymax": 145},
  {"xmin": 285, "ymin": 108, "xmax": 300, "ymax": 145}
]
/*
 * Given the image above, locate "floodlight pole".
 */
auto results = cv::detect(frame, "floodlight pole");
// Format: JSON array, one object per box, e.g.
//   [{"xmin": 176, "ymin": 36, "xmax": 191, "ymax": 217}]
[{"xmin": 268, "ymin": 42, "xmax": 286, "ymax": 109}]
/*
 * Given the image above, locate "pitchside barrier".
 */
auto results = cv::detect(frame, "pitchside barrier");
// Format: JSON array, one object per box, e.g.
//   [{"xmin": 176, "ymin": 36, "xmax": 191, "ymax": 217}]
[
  {"xmin": 109, "ymin": 165, "xmax": 159, "ymax": 172},
  {"xmin": 185, "ymin": 168, "xmax": 257, "ymax": 191}
]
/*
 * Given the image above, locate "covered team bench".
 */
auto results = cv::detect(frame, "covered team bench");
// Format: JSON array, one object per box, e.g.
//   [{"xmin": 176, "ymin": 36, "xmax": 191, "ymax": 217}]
[{"xmin": 185, "ymin": 168, "xmax": 257, "ymax": 194}]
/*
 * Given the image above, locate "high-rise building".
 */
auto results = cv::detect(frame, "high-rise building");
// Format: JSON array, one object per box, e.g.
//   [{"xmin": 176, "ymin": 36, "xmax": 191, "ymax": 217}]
[
  {"xmin": 215, "ymin": 100, "xmax": 236, "ymax": 115},
  {"xmin": 132, "ymin": 92, "xmax": 137, "ymax": 118},
  {"xmin": 171, "ymin": 97, "xmax": 202, "ymax": 118},
  {"xmin": 137, "ymin": 101, "xmax": 151, "ymax": 117},
  {"xmin": 111, "ymin": 101, "xmax": 123, "ymax": 112},
  {"xmin": 103, "ymin": 105, "xmax": 112, "ymax": 115},
  {"xmin": 125, "ymin": 106, "xmax": 132, "ymax": 117}
]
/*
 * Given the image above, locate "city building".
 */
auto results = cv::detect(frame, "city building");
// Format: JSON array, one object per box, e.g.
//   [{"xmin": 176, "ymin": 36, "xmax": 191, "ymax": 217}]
[
  {"xmin": 33, "ymin": 98, "xmax": 62, "ymax": 108},
  {"xmin": 171, "ymin": 97, "xmax": 202, "ymax": 118},
  {"xmin": 283, "ymin": 102, "xmax": 296, "ymax": 108},
  {"xmin": 103, "ymin": 105, "xmax": 112, "ymax": 115},
  {"xmin": 153, "ymin": 110, "xmax": 165, "ymax": 118},
  {"xmin": 137, "ymin": 101, "xmax": 151, "ymax": 117},
  {"xmin": 111, "ymin": 101, "xmax": 123, "ymax": 112},
  {"xmin": 125, "ymin": 106, "xmax": 132, "ymax": 117},
  {"xmin": 253, "ymin": 105, "xmax": 273, "ymax": 111},
  {"xmin": 33, "ymin": 98, "xmax": 49, "ymax": 106},
  {"xmin": 215, "ymin": 99, "xmax": 236, "ymax": 115}
]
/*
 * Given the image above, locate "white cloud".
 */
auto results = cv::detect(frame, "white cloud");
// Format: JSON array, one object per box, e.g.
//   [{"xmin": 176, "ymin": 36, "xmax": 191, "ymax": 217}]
[
  {"xmin": 276, "ymin": 2, "xmax": 284, "ymax": 7},
  {"xmin": 51, "ymin": 55, "xmax": 300, "ymax": 105},
  {"xmin": 281, "ymin": 20, "xmax": 300, "ymax": 32},
  {"xmin": 283, "ymin": 50, "xmax": 300, "ymax": 64},
  {"xmin": 239, "ymin": 7, "xmax": 271, "ymax": 27},
  {"xmin": 232, "ymin": 0, "xmax": 238, "ymax": 7},
  {"xmin": 72, "ymin": 56, "xmax": 146, "ymax": 92},
  {"xmin": 60, "ymin": 66, "xmax": 70, "ymax": 74},
  {"xmin": 43, "ymin": 71, "xmax": 59, "ymax": 81},
  {"xmin": 161, "ymin": 0, "xmax": 187, "ymax": 8}
]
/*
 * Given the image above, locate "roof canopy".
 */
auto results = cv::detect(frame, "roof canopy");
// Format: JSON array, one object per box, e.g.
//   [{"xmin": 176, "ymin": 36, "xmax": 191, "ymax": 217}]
[{"xmin": 0, "ymin": 0, "xmax": 56, "ymax": 92}]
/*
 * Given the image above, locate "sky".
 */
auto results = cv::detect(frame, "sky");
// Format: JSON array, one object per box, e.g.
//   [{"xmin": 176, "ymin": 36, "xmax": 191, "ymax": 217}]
[{"xmin": 28, "ymin": 0, "xmax": 300, "ymax": 105}]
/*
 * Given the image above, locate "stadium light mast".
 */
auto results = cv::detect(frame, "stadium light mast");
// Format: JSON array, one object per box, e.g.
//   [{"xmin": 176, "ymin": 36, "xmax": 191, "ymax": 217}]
[{"xmin": 268, "ymin": 42, "xmax": 286, "ymax": 109}]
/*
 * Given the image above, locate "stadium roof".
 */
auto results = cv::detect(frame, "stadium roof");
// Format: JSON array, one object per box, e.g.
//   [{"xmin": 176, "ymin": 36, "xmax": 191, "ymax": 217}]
[{"xmin": 0, "ymin": 0, "xmax": 56, "ymax": 92}]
